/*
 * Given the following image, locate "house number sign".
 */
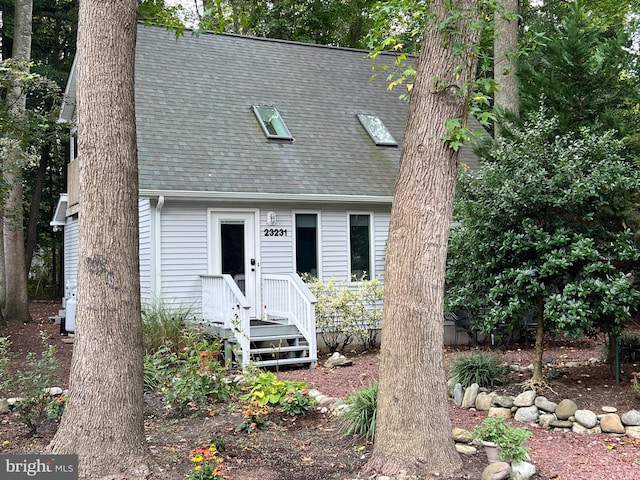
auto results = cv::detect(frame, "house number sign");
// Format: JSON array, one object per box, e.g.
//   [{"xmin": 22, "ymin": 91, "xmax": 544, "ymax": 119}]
[{"xmin": 264, "ymin": 228, "xmax": 287, "ymax": 237}]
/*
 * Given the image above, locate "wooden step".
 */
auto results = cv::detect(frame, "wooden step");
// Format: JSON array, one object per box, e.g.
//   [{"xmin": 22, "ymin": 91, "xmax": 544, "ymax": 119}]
[
  {"xmin": 250, "ymin": 333, "xmax": 304, "ymax": 343},
  {"xmin": 252, "ymin": 357, "xmax": 316, "ymax": 368},
  {"xmin": 250, "ymin": 345, "xmax": 310, "ymax": 355}
]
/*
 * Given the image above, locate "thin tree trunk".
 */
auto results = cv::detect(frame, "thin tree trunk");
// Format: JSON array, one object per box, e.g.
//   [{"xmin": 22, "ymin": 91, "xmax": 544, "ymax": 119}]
[
  {"xmin": 25, "ymin": 142, "xmax": 50, "ymax": 276},
  {"xmin": 531, "ymin": 295, "xmax": 545, "ymax": 384},
  {"xmin": 47, "ymin": 0, "xmax": 148, "ymax": 477},
  {"xmin": 3, "ymin": 0, "xmax": 33, "ymax": 323},
  {"xmin": 494, "ymin": 0, "xmax": 519, "ymax": 133},
  {"xmin": 364, "ymin": 1, "xmax": 479, "ymax": 476}
]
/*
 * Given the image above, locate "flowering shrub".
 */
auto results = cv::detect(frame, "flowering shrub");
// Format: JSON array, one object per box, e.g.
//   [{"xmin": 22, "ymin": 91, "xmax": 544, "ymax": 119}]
[
  {"xmin": 185, "ymin": 443, "xmax": 225, "ymax": 480},
  {"xmin": 280, "ymin": 389, "xmax": 316, "ymax": 416},
  {"xmin": 241, "ymin": 371, "xmax": 307, "ymax": 406},
  {"xmin": 47, "ymin": 395, "xmax": 67, "ymax": 421},
  {"xmin": 237, "ymin": 400, "xmax": 271, "ymax": 433}
]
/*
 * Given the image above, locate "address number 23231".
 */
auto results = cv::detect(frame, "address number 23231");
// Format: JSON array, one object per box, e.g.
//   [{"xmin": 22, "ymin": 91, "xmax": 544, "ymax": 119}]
[{"xmin": 264, "ymin": 228, "xmax": 287, "ymax": 237}]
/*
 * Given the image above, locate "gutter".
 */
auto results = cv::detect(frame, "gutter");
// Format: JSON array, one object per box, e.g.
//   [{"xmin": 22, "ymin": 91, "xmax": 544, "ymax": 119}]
[{"xmin": 154, "ymin": 195, "xmax": 165, "ymax": 298}]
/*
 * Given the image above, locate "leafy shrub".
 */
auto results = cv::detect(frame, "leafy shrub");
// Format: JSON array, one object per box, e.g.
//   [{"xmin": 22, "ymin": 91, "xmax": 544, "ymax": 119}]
[
  {"xmin": 304, "ymin": 275, "xmax": 383, "ymax": 352},
  {"xmin": 450, "ymin": 352, "xmax": 509, "ymax": 388},
  {"xmin": 337, "ymin": 383, "xmax": 377, "ymax": 441},
  {"xmin": 617, "ymin": 332, "xmax": 640, "ymax": 363},
  {"xmin": 142, "ymin": 300, "xmax": 193, "ymax": 354},
  {"xmin": 47, "ymin": 395, "xmax": 67, "ymax": 422},
  {"xmin": 280, "ymin": 389, "xmax": 316, "ymax": 416},
  {"xmin": 142, "ymin": 326, "xmax": 233, "ymax": 413},
  {"xmin": 241, "ymin": 371, "xmax": 308, "ymax": 406},
  {"xmin": 0, "ymin": 333, "xmax": 60, "ymax": 433}
]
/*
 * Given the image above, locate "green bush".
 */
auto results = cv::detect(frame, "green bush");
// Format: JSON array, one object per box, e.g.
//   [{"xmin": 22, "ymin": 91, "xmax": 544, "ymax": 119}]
[
  {"xmin": 0, "ymin": 333, "xmax": 60, "ymax": 433},
  {"xmin": 304, "ymin": 275, "xmax": 383, "ymax": 352},
  {"xmin": 240, "ymin": 371, "xmax": 308, "ymax": 406},
  {"xmin": 142, "ymin": 326, "xmax": 233, "ymax": 412},
  {"xmin": 450, "ymin": 352, "xmax": 509, "ymax": 388},
  {"xmin": 617, "ymin": 332, "xmax": 640, "ymax": 363},
  {"xmin": 337, "ymin": 383, "xmax": 377, "ymax": 441},
  {"xmin": 280, "ymin": 389, "xmax": 316, "ymax": 416}
]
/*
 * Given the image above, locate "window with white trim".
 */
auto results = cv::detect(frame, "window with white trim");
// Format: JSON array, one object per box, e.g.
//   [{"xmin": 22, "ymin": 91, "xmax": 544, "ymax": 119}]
[
  {"xmin": 295, "ymin": 213, "xmax": 318, "ymax": 276},
  {"xmin": 349, "ymin": 214, "xmax": 371, "ymax": 280}
]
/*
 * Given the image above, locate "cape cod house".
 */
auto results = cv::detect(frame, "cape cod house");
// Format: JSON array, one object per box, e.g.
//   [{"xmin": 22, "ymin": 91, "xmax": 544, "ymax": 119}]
[{"xmin": 52, "ymin": 24, "xmax": 481, "ymax": 368}]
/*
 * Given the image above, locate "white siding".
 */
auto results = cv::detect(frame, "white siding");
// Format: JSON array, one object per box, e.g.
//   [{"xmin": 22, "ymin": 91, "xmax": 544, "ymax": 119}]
[
  {"xmin": 259, "ymin": 208, "xmax": 294, "ymax": 273},
  {"xmin": 374, "ymin": 209, "xmax": 390, "ymax": 280},
  {"xmin": 160, "ymin": 205, "xmax": 208, "ymax": 313},
  {"xmin": 320, "ymin": 210, "xmax": 349, "ymax": 279},
  {"xmin": 139, "ymin": 198, "xmax": 152, "ymax": 304},
  {"xmin": 64, "ymin": 215, "xmax": 79, "ymax": 288}
]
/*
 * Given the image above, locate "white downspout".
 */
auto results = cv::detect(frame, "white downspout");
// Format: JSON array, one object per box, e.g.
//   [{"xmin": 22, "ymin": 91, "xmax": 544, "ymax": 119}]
[{"xmin": 154, "ymin": 195, "xmax": 165, "ymax": 298}]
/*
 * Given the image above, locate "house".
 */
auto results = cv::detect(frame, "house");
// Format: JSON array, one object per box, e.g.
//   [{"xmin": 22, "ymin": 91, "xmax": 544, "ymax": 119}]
[{"xmin": 52, "ymin": 24, "xmax": 482, "ymax": 368}]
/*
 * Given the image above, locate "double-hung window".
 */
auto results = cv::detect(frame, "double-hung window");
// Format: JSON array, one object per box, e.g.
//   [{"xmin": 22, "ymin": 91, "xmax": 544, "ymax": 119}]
[
  {"xmin": 349, "ymin": 214, "xmax": 371, "ymax": 280},
  {"xmin": 295, "ymin": 213, "xmax": 318, "ymax": 277}
]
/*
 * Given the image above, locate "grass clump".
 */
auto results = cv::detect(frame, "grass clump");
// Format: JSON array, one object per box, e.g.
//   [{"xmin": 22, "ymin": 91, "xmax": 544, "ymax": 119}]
[
  {"xmin": 142, "ymin": 300, "xmax": 193, "ymax": 354},
  {"xmin": 337, "ymin": 382, "xmax": 377, "ymax": 441},
  {"xmin": 450, "ymin": 351, "xmax": 509, "ymax": 388}
]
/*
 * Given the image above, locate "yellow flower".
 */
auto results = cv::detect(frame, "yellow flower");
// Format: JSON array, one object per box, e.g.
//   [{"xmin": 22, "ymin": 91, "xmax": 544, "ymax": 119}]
[
  {"xmin": 191, "ymin": 454, "xmax": 204, "ymax": 463},
  {"xmin": 194, "ymin": 465, "xmax": 202, "ymax": 471},
  {"xmin": 208, "ymin": 445, "xmax": 217, "ymax": 453}
]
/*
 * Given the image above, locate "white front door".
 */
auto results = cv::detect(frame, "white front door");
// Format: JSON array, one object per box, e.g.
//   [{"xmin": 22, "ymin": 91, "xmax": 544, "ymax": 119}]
[{"xmin": 210, "ymin": 211, "xmax": 259, "ymax": 317}]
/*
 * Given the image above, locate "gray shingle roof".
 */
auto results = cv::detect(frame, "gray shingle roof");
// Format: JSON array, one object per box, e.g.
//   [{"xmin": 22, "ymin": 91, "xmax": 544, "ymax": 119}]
[{"xmin": 135, "ymin": 25, "xmax": 412, "ymax": 197}]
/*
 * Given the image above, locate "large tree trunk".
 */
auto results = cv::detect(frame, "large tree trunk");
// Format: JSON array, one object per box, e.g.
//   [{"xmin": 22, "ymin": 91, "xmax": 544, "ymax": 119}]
[
  {"xmin": 493, "ymin": 0, "xmax": 519, "ymax": 122},
  {"xmin": 364, "ymin": 1, "xmax": 479, "ymax": 477},
  {"xmin": 47, "ymin": 0, "xmax": 148, "ymax": 478},
  {"xmin": 3, "ymin": 0, "xmax": 33, "ymax": 323}
]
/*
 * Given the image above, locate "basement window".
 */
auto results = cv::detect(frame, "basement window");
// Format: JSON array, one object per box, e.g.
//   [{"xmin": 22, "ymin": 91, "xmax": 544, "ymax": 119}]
[
  {"xmin": 252, "ymin": 106, "xmax": 293, "ymax": 140},
  {"xmin": 357, "ymin": 113, "xmax": 397, "ymax": 146}
]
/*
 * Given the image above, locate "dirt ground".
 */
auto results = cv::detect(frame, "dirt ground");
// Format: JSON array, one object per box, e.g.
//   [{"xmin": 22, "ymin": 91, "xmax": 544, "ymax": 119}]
[{"xmin": 1, "ymin": 300, "xmax": 639, "ymax": 479}]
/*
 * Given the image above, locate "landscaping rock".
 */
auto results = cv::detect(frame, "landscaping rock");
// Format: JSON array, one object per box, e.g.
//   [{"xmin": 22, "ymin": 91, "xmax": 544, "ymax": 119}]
[
  {"xmin": 602, "ymin": 406, "xmax": 617, "ymax": 413},
  {"xmin": 488, "ymin": 407, "xmax": 511, "ymax": 418},
  {"xmin": 555, "ymin": 399, "xmax": 578, "ymax": 420},
  {"xmin": 453, "ymin": 383, "xmax": 464, "ymax": 406},
  {"xmin": 481, "ymin": 461, "xmax": 511, "ymax": 480},
  {"xmin": 493, "ymin": 395, "xmax": 513, "ymax": 408},
  {"xmin": 600, "ymin": 413, "xmax": 625, "ymax": 434},
  {"xmin": 572, "ymin": 423, "xmax": 601, "ymax": 435},
  {"xmin": 514, "ymin": 405, "xmax": 539, "ymax": 423},
  {"xmin": 46, "ymin": 387, "xmax": 64, "ymax": 396},
  {"xmin": 475, "ymin": 392, "xmax": 493, "ymax": 411},
  {"xmin": 510, "ymin": 461, "xmax": 537, "ymax": 480},
  {"xmin": 452, "ymin": 427, "xmax": 473, "ymax": 443},
  {"xmin": 549, "ymin": 419, "xmax": 573, "ymax": 429},
  {"xmin": 0, "ymin": 399, "xmax": 9, "ymax": 414},
  {"xmin": 574, "ymin": 409, "xmax": 598, "ymax": 429},
  {"xmin": 308, "ymin": 389, "xmax": 321, "ymax": 399},
  {"xmin": 462, "ymin": 383, "xmax": 480, "ymax": 409},
  {"xmin": 324, "ymin": 352, "xmax": 352, "ymax": 368},
  {"xmin": 534, "ymin": 396, "xmax": 557, "ymax": 413},
  {"xmin": 621, "ymin": 409, "xmax": 640, "ymax": 426},
  {"xmin": 625, "ymin": 426, "xmax": 640, "ymax": 439},
  {"xmin": 538, "ymin": 413, "xmax": 556, "ymax": 428},
  {"xmin": 513, "ymin": 390, "xmax": 536, "ymax": 407},
  {"xmin": 455, "ymin": 444, "xmax": 477, "ymax": 455}
]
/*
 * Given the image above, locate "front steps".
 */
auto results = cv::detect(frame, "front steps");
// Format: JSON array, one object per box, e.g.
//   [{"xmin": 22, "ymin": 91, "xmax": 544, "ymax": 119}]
[{"xmin": 204, "ymin": 318, "xmax": 316, "ymax": 369}]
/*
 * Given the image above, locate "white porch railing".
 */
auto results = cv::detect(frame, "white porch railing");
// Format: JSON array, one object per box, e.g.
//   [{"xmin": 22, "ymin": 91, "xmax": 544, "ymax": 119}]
[
  {"xmin": 200, "ymin": 274, "xmax": 251, "ymax": 366},
  {"xmin": 262, "ymin": 273, "xmax": 317, "ymax": 366}
]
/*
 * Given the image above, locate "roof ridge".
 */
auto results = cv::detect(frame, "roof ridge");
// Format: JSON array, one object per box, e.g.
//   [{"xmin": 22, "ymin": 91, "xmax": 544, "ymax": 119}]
[{"xmin": 138, "ymin": 21, "xmax": 413, "ymax": 59}]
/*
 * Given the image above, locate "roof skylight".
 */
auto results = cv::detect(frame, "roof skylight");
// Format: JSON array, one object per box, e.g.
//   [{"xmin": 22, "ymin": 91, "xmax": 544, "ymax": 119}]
[
  {"xmin": 357, "ymin": 114, "xmax": 397, "ymax": 146},
  {"xmin": 252, "ymin": 106, "xmax": 293, "ymax": 140}
]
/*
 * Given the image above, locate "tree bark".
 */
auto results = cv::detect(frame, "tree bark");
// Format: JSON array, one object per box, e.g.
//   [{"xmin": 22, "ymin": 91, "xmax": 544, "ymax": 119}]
[
  {"xmin": 493, "ymin": 0, "xmax": 519, "ymax": 123},
  {"xmin": 3, "ymin": 0, "xmax": 33, "ymax": 323},
  {"xmin": 47, "ymin": 0, "xmax": 148, "ymax": 478},
  {"xmin": 531, "ymin": 295, "xmax": 545, "ymax": 384},
  {"xmin": 364, "ymin": 1, "xmax": 479, "ymax": 476},
  {"xmin": 25, "ymin": 142, "xmax": 50, "ymax": 276}
]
